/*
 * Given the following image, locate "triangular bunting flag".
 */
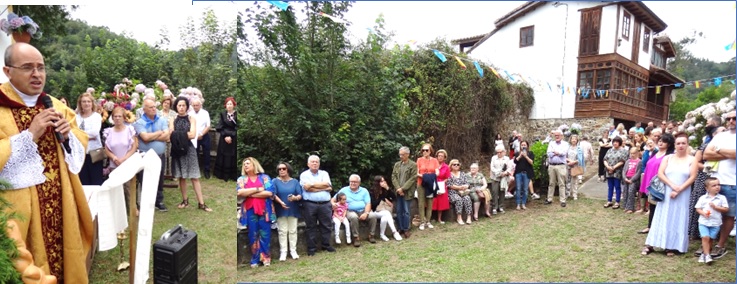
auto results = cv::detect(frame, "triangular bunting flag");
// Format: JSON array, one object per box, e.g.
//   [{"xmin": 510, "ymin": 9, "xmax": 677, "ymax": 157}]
[
  {"xmin": 605, "ymin": 90, "xmax": 609, "ymax": 97},
  {"xmin": 503, "ymin": 70, "xmax": 514, "ymax": 81},
  {"xmin": 489, "ymin": 67, "xmax": 501, "ymax": 79},
  {"xmin": 675, "ymin": 83, "xmax": 683, "ymax": 88},
  {"xmin": 453, "ymin": 56, "xmax": 467, "ymax": 70},
  {"xmin": 695, "ymin": 81, "xmax": 701, "ymax": 88},
  {"xmin": 637, "ymin": 87, "xmax": 643, "ymax": 93},
  {"xmin": 473, "ymin": 61, "xmax": 483, "ymax": 77},
  {"xmin": 547, "ymin": 82, "xmax": 552, "ymax": 92},
  {"xmin": 715, "ymin": 78, "xmax": 722, "ymax": 86},
  {"xmin": 655, "ymin": 86, "xmax": 661, "ymax": 94},
  {"xmin": 267, "ymin": 1, "xmax": 290, "ymax": 11},
  {"xmin": 432, "ymin": 50, "xmax": 447, "ymax": 62},
  {"xmin": 577, "ymin": 87, "xmax": 581, "ymax": 95},
  {"xmin": 623, "ymin": 89, "xmax": 629, "ymax": 95}
]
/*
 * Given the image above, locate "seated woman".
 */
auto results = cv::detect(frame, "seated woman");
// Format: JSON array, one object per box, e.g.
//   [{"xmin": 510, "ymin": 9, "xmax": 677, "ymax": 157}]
[
  {"xmin": 467, "ymin": 163, "xmax": 491, "ymax": 219},
  {"xmin": 369, "ymin": 175, "xmax": 403, "ymax": 241},
  {"xmin": 447, "ymin": 159, "xmax": 473, "ymax": 225}
]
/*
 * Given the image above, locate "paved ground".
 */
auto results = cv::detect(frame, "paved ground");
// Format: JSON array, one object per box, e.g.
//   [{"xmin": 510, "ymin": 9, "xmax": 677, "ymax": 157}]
[{"xmin": 578, "ymin": 172, "xmax": 609, "ymax": 200}]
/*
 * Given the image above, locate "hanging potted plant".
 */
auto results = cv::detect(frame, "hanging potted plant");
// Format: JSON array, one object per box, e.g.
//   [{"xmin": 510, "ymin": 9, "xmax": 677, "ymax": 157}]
[{"xmin": 0, "ymin": 12, "xmax": 42, "ymax": 44}]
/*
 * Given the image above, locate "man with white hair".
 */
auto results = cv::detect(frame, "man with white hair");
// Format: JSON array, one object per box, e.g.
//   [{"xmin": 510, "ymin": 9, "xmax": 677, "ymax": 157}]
[
  {"xmin": 703, "ymin": 110, "xmax": 736, "ymax": 259},
  {"xmin": 188, "ymin": 96, "xmax": 212, "ymax": 179},
  {"xmin": 331, "ymin": 174, "xmax": 378, "ymax": 247},
  {"xmin": 299, "ymin": 155, "xmax": 336, "ymax": 256},
  {"xmin": 133, "ymin": 97, "xmax": 170, "ymax": 212},
  {"xmin": 546, "ymin": 130, "xmax": 569, "ymax": 207}
]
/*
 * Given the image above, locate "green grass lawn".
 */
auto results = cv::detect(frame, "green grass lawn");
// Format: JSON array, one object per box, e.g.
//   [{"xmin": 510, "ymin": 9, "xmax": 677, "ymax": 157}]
[
  {"xmin": 89, "ymin": 177, "xmax": 236, "ymax": 284},
  {"xmin": 238, "ymin": 197, "xmax": 736, "ymax": 282}
]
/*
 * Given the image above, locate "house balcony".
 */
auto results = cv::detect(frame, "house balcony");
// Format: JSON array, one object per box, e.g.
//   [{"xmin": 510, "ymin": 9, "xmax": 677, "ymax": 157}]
[{"xmin": 575, "ymin": 91, "xmax": 667, "ymax": 123}]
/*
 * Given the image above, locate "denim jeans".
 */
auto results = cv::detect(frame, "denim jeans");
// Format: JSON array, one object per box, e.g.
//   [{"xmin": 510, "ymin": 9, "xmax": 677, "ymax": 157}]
[
  {"xmin": 515, "ymin": 172, "xmax": 529, "ymax": 205},
  {"xmin": 607, "ymin": 177, "xmax": 622, "ymax": 202},
  {"xmin": 395, "ymin": 198, "xmax": 411, "ymax": 232}
]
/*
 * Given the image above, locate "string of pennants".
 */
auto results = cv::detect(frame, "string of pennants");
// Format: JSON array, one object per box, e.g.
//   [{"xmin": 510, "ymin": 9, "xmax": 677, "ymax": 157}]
[
  {"xmin": 430, "ymin": 48, "xmax": 737, "ymax": 98},
  {"xmin": 265, "ymin": 1, "xmax": 737, "ymax": 98}
]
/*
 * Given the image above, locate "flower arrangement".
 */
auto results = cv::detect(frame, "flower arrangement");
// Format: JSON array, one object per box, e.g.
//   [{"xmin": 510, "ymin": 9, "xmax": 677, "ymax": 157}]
[
  {"xmin": 0, "ymin": 12, "xmax": 42, "ymax": 39},
  {"xmin": 679, "ymin": 89, "xmax": 736, "ymax": 147}
]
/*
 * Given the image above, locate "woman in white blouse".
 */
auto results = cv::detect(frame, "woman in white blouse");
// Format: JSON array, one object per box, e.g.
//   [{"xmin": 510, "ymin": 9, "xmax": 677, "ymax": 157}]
[{"xmin": 76, "ymin": 92, "xmax": 104, "ymax": 185}]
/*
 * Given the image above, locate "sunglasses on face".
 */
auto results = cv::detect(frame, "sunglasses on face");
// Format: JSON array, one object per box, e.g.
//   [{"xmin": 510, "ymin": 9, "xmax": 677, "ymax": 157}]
[
  {"xmin": 726, "ymin": 117, "xmax": 736, "ymax": 122},
  {"xmin": 278, "ymin": 167, "xmax": 287, "ymax": 171},
  {"xmin": 452, "ymin": 164, "xmax": 460, "ymax": 166},
  {"xmin": 422, "ymin": 149, "xmax": 430, "ymax": 152}
]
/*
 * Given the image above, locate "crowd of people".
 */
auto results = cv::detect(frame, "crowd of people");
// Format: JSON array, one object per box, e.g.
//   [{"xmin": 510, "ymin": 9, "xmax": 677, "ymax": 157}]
[
  {"xmin": 238, "ymin": 113, "xmax": 736, "ymax": 268},
  {"xmin": 56, "ymin": 85, "xmax": 240, "ymax": 214},
  {"xmin": 591, "ymin": 117, "xmax": 736, "ymax": 264}
]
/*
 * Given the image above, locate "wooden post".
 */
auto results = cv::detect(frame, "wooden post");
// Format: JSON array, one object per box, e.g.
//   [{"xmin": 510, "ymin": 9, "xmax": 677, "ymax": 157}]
[{"xmin": 128, "ymin": 176, "xmax": 138, "ymax": 284}]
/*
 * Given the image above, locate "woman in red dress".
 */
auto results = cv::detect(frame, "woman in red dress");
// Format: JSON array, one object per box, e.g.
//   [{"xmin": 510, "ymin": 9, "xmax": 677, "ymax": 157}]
[{"xmin": 433, "ymin": 149, "xmax": 451, "ymax": 224}]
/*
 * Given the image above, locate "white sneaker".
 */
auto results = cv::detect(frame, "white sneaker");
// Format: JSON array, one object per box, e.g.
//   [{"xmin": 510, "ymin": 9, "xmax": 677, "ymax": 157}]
[
  {"xmin": 393, "ymin": 231, "xmax": 403, "ymax": 241},
  {"xmin": 335, "ymin": 236, "xmax": 341, "ymax": 244},
  {"xmin": 279, "ymin": 251, "xmax": 287, "ymax": 262},
  {"xmin": 705, "ymin": 254, "xmax": 713, "ymax": 264},
  {"xmin": 532, "ymin": 193, "xmax": 540, "ymax": 200},
  {"xmin": 492, "ymin": 209, "xmax": 497, "ymax": 215},
  {"xmin": 730, "ymin": 226, "xmax": 736, "ymax": 237},
  {"xmin": 698, "ymin": 253, "xmax": 705, "ymax": 263},
  {"xmin": 505, "ymin": 192, "xmax": 514, "ymax": 199},
  {"xmin": 426, "ymin": 222, "xmax": 434, "ymax": 229},
  {"xmin": 380, "ymin": 234, "xmax": 389, "ymax": 241},
  {"xmin": 521, "ymin": 204, "xmax": 527, "ymax": 210},
  {"xmin": 419, "ymin": 223, "xmax": 425, "ymax": 230},
  {"xmin": 290, "ymin": 250, "xmax": 300, "ymax": 259},
  {"xmin": 499, "ymin": 208, "xmax": 505, "ymax": 213},
  {"xmin": 346, "ymin": 236, "xmax": 352, "ymax": 244}
]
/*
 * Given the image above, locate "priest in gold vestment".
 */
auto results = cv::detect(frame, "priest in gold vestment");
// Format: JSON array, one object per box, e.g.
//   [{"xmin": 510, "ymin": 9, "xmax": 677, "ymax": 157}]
[{"xmin": 0, "ymin": 43, "xmax": 92, "ymax": 283}]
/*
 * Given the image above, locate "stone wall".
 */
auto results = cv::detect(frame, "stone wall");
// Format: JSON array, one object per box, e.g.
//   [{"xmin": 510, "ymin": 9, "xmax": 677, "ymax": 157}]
[{"xmin": 521, "ymin": 117, "xmax": 613, "ymax": 143}]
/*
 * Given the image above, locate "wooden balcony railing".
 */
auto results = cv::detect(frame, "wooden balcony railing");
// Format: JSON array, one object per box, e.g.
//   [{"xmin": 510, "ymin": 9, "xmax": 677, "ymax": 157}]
[{"xmin": 575, "ymin": 91, "xmax": 666, "ymax": 121}]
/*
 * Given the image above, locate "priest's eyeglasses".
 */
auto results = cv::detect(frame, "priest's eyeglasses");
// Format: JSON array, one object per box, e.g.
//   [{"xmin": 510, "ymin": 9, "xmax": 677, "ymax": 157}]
[{"xmin": 7, "ymin": 64, "xmax": 46, "ymax": 74}]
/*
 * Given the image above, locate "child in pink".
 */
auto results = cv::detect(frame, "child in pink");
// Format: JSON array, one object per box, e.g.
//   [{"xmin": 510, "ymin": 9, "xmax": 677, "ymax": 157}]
[
  {"xmin": 621, "ymin": 147, "xmax": 642, "ymax": 213},
  {"xmin": 332, "ymin": 193, "xmax": 351, "ymax": 244}
]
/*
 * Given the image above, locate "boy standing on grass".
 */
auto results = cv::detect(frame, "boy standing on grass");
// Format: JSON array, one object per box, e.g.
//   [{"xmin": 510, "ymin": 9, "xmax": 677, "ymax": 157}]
[{"xmin": 695, "ymin": 177, "xmax": 729, "ymax": 264}]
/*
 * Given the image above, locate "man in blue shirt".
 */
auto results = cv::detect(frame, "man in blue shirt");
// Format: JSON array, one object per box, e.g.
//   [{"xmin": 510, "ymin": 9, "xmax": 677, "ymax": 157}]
[
  {"xmin": 133, "ymin": 98, "xmax": 170, "ymax": 211},
  {"xmin": 331, "ymin": 174, "xmax": 377, "ymax": 247},
  {"xmin": 299, "ymin": 155, "xmax": 336, "ymax": 256}
]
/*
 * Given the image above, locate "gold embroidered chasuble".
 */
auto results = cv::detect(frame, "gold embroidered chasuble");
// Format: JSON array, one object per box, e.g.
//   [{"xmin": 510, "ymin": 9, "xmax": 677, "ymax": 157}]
[{"xmin": 0, "ymin": 82, "xmax": 92, "ymax": 284}]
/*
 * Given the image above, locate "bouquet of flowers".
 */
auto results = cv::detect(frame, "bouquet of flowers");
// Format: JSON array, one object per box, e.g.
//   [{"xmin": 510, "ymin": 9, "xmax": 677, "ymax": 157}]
[{"xmin": 0, "ymin": 12, "xmax": 42, "ymax": 39}]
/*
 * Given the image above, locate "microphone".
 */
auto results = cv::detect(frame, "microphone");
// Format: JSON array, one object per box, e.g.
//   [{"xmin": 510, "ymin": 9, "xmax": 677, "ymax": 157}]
[{"xmin": 41, "ymin": 96, "xmax": 72, "ymax": 153}]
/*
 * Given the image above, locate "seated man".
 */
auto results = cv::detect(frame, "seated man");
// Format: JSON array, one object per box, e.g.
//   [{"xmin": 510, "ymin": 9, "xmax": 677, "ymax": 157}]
[{"xmin": 331, "ymin": 174, "xmax": 378, "ymax": 247}]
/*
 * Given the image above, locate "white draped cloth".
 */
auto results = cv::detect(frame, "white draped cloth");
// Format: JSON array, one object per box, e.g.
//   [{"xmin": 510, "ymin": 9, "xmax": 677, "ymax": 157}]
[{"xmin": 85, "ymin": 149, "xmax": 161, "ymax": 284}]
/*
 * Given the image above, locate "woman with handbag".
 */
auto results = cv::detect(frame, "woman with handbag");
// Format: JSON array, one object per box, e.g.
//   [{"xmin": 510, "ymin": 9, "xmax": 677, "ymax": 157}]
[
  {"xmin": 170, "ymin": 97, "xmax": 212, "ymax": 212},
  {"xmin": 468, "ymin": 163, "xmax": 491, "ymax": 218},
  {"xmin": 447, "ymin": 159, "xmax": 473, "ymax": 225},
  {"xmin": 643, "ymin": 132, "xmax": 699, "ymax": 256},
  {"xmin": 603, "ymin": 136, "xmax": 628, "ymax": 209},
  {"xmin": 638, "ymin": 133, "xmax": 674, "ymax": 235},
  {"xmin": 432, "ymin": 149, "xmax": 451, "ymax": 224},
  {"xmin": 103, "ymin": 107, "xmax": 139, "ymax": 214},
  {"xmin": 76, "ymin": 92, "xmax": 104, "ymax": 185},
  {"xmin": 490, "ymin": 145, "xmax": 511, "ymax": 214},
  {"xmin": 566, "ymin": 135, "xmax": 585, "ymax": 200},
  {"xmin": 369, "ymin": 175, "xmax": 403, "ymax": 241},
  {"xmin": 514, "ymin": 141, "xmax": 535, "ymax": 210}
]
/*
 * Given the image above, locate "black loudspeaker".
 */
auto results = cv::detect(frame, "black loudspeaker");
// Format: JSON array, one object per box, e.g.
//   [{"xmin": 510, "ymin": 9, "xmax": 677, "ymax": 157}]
[{"xmin": 153, "ymin": 224, "xmax": 198, "ymax": 284}]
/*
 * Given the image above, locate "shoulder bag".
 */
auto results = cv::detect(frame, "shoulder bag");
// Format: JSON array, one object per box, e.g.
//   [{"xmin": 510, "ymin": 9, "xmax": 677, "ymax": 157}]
[{"xmin": 648, "ymin": 175, "xmax": 666, "ymax": 202}]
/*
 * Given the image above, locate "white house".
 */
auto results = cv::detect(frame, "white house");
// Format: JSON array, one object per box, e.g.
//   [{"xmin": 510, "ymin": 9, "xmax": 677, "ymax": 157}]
[{"xmin": 454, "ymin": 1, "xmax": 684, "ymax": 125}]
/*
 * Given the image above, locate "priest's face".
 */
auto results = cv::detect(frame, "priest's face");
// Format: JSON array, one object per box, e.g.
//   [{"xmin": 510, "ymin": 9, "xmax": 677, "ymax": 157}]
[{"xmin": 3, "ymin": 43, "xmax": 46, "ymax": 95}]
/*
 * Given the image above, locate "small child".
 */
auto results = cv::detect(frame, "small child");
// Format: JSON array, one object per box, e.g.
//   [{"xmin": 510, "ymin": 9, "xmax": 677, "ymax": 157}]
[
  {"xmin": 332, "ymin": 193, "xmax": 351, "ymax": 244},
  {"xmin": 695, "ymin": 177, "xmax": 729, "ymax": 264},
  {"xmin": 622, "ymin": 147, "xmax": 641, "ymax": 213}
]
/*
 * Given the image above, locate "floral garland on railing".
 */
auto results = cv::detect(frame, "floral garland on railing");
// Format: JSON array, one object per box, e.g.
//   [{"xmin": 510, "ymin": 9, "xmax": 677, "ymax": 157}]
[{"xmin": 679, "ymin": 90, "xmax": 736, "ymax": 147}]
